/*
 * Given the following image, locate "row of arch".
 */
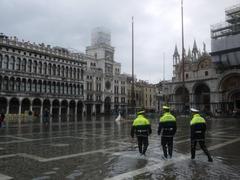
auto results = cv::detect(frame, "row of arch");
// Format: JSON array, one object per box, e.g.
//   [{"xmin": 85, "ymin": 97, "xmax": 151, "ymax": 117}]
[
  {"xmin": 174, "ymin": 83, "xmax": 211, "ymax": 112},
  {"xmin": 0, "ymin": 97, "xmax": 83, "ymax": 122},
  {"xmin": 0, "ymin": 54, "xmax": 84, "ymax": 80},
  {"xmin": 0, "ymin": 76, "xmax": 84, "ymax": 96},
  {"xmin": 173, "ymin": 73, "xmax": 240, "ymax": 114},
  {"xmin": 0, "ymin": 96, "xmax": 114, "ymax": 122}
]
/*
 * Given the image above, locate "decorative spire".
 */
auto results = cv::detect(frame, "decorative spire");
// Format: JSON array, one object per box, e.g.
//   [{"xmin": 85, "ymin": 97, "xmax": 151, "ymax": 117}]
[
  {"xmin": 192, "ymin": 39, "xmax": 198, "ymax": 52},
  {"xmin": 173, "ymin": 44, "xmax": 179, "ymax": 57},
  {"xmin": 173, "ymin": 44, "xmax": 180, "ymax": 65},
  {"xmin": 192, "ymin": 39, "xmax": 199, "ymax": 61}
]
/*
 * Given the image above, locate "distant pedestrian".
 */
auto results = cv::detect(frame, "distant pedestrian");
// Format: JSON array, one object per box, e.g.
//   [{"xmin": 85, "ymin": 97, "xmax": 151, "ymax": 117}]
[
  {"xmin": 43, "ymin": 108, "xmax": 50, "ymax": 127},
  {"xmin": 0, "ymin": 112, "xmax": 5, "ymax": 128},
  {"xmin": 190, "ymin": 108, "xmax": 213, "ymax": 162},
  {"xmin": 158, "ymin": 106, "xmax": 177, "ymax": 159},
  {"xmin": 131, "ymin": 109, "xmax": 152, "ymax": 156}
]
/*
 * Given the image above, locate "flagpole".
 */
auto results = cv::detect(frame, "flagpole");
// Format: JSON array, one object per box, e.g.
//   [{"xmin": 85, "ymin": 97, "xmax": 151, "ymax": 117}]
[
  {"xmin": 181, "ymin": 0, "xmax": 186, "ymax": 113},
  {"xmin": 131, "ymin": 16, "xmax": 135, "ymax": 114}
]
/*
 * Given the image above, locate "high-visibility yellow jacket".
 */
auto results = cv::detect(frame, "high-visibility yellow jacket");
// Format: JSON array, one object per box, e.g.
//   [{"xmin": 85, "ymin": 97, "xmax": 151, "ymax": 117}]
[
  {"xmin": 190, "ymin": 114, "xmax": 206, "ymax": 140},
  {"xmin": 131, "ymin": 115, "xmax": 152, "ymax": 137},
  {"xmin": 158, "ymin": 112, "xmax": 177, "ymax": 137}
]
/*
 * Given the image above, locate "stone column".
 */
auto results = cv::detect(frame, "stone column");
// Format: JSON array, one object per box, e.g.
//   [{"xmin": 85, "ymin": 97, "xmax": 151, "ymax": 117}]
[
  {"xmin": 6, "ymin": 98, "xmax": 10, "ymax": 128},
  {"xmin": 58, "ymin": 103, "xmax": 61, "ymax": 124},
  {"xmin": 92, "ymin": 103, "xmax": 96, "ymax": 115},
  {"xmin": 18, "ymin": 98, "xmax": 22, "ymax": 125},
  {"xmin": 67, "ymin": 101, "xmax": 70, "ymax": 123},
  {"xmin": 83, "ymin": 103, "xmax": 86, "ymax": 116},
  {"xmin": 75, "ymin": 101, "xmax": 78, "ymax": 122},
  {"xmin": 30, "ymin": 99, "xmax": 33, "ymax": 112},
  {"xmin": 6, "ymin": 98, "xmax": 10, "ymax": 114},
  {"xmin": 101, "ymin": 104, "xmax": 105, "ymax": 114},
  {"xmin": 50, "ymin": 100, "xmax": 53, "ymax": 124},
  {"xmin": 40, "ymin": 100, "xmax": 43, "ymax": 124}
]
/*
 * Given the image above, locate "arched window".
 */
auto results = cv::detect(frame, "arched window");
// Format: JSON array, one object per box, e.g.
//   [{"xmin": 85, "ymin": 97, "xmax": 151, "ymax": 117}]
[
  {"xmin": 66, "ymin": 67, "xmax": 69, "ymax": 78},
  {"xmin": 81, "ymin": 85, "xmax": 84, "ymax": 95},
  {"xmin": 47, "ymin": 82, "xmax": 51, "ymax": 93},
  {"xmin": 22, "ymin": 59, "xmax": 27, "ymax": 71},
  {"xmin": 0, "ymin": 54, "xmax": 2, "ymax": 69},
  {"xmin": 77, "ymin": 69, "xmax": 80, "ymax": 80},
  {"xmin": 53, "ymin": 64, "xmax": 56, "ymax": 76},
  {"xmin": 22, "ymin": 79, "xmax": 26, "ymax": 92},
  {"xmin": 64, "ymin": 83, "xmax": 67, "ymax": 94},
  {"xmin": 61, "ymin": 83, "xmax": 64, "ymax": 94},
  {"xmin": 48, "ymin": 64, "xmax": 52, "ymax": 75},
  {"xmin": 9, "ymin": 56, "xmax": 15, "ymax": 70},
  {"xmin": 77, "ymin": 85, "xmax": 80, "ymax": 95},
  {"xmin": 38, "ymin": 62, "xmax": 42, "ymax": 74},
  {"xmin": 33, "ymin": 80, "xmax": 37, "ymax": 92},
  {"xmin": 28, "ymin": 60, "xmax": 32, "ymax": 73},
  {"xmin": 81, "ymin": 69, "xmax": 84, "ymax": 80},
  {"xmin": 16, "ymin": 58, "xmax": 21, "ymax": 71},
  {"xmin": 16, "ymin": 78, "xmax": 21, "ymax": 91},
  {"xmin": 43, "ymin": 81, "xmax": 47, "ymax": 93},
  {"xmin": 10, "ymin": 78, "xmax": 14, "ymax": 91},
  {"xmin": 27, "ymin": 80, "xmax": 31, "ymax": 92},
  {"xmin": 53, "ymin": 82, "xmax": 56, "ymax": 93},
  {"xmin": 3, "ymin": 77, "xmax": 9, "ymax": 90},
  {"xmin": 0, "ymin": 76, "xmax": 2, "ymax": 90},
  {"xmin": 70, "ymin": 67, "xmax": 72, "ymax": 79},
  {"xmin": 57, "ymin": 65, "xmax": 60, "ymax": 76},
  {"xmin": 37, "ymin": 81, "xmax": 41, "ymax": 93},
  {"xmin": 73, "ymin": 85, "xmax": 76, "ymax": 95},
  {"xmin": 61, "ymin": 66, "xmax": 65, "ymax": 77},
  {"xmin": 43, "ymin": 63, "xmax": 47, "ymax": 74},
  {"xmin": 73, "ymin": 68, "xmax": 76, "ymax": 79},
  {"xmin": 57, "ymin": 83, "xmax": 60, "ymax": 94},
  {"xmin": 70, "ymin": 84, "xmax": 73, "ymax": 95},
  {"xmin": 33, "ymin": 61, "xmax": 37, "ymax": 73},
  {"xmin": 66, "ymin": 84, "xmax": 69, "ymax": 94},
  {"xmin": 3, "ymin": 55, "xmax": 9, "ymax": 69}
]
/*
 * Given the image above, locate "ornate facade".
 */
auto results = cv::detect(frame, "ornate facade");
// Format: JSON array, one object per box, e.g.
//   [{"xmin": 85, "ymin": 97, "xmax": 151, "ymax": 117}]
[
  {"xmin": 0, "ymin": 27, "xmax": 128, "ymax": 122},
  {"xmin": 162, "ymin": 4, "xmax": 240, "ymax": 116},
  {"xmin": 0, "ymin": 34, "xmax": 85, "ymax": 123}
]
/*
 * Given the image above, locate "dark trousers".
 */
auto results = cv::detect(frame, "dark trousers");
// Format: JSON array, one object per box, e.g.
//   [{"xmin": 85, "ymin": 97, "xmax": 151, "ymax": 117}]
[
  {"xmin": 161, "ymin": 136, "xmax": 173, "ymax": 158},
  {"xmin": 137, "ymin": 136, "xmax": 149, "ymax": 155},
  {"xmin": 191, "ymin": 139, "xmax": 212, "ymax": 161}
]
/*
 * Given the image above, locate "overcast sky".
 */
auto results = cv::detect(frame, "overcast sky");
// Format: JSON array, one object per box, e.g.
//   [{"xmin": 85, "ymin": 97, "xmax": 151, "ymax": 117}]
[{"xmin": 0, "ymin": 0, "xmax": 239, "ymax": 83}]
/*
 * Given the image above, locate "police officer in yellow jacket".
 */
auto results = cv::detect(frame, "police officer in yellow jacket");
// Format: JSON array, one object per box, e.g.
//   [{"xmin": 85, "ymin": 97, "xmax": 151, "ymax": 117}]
[
  {"xmin": 131, "ymin": 110, "xmax": 152, "ymax": 156},
  {"xmin": 190, "ymin": 108, "xmax": 213, "ymax": 162},
  {"xmin": 158, "ymin": 106, "xmax": 177, "ymax": 159}
]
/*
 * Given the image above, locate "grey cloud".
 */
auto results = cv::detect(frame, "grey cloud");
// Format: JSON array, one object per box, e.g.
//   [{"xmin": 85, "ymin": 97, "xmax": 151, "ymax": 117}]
[{"xmin": 0, "ymin": 0, "xmax": 238, "ymax": 83}]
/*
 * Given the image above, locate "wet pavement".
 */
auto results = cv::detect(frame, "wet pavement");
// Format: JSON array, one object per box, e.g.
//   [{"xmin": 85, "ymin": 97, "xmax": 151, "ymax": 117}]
[{"xmin": 0, "ymin": 116, "xmax": 240, "ymax": 180}]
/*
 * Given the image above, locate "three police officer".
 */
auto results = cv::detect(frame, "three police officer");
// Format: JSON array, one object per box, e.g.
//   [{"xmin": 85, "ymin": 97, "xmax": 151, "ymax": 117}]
[
  {"xmin": 131, "ymin": 107, "xmax": 213, "ymax": 162},
  {"xmin": 158, "ymin": 106, "xmax": 177, "ymax": 159},
  {"xmin": 131, "ymin": 110, "xmax": 152, "ymax": 156},
  {"xmin": 190, "ymin": 108, "xmax": 213, "ymax": 162}
]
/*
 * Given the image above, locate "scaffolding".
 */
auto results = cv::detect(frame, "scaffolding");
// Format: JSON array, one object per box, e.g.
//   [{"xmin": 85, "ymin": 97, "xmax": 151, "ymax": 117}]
[{"xmin": 211, "ymin": 4, "xmax": 240, "ymax": 39}]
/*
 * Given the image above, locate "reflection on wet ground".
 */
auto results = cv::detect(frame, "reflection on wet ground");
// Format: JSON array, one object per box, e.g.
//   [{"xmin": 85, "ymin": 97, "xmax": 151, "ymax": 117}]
[{"xmin": 0, "ymin": 116, "xmax": 240, "ymax": 180}]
